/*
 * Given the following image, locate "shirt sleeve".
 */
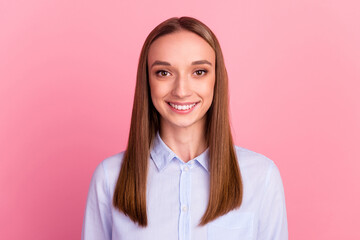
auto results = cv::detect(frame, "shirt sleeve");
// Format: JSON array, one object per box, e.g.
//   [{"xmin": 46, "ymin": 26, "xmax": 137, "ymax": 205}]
[
  {"xmin": 257, "ymin": 161, "xmax": 288, "ymax": 240},
  {"xmin": 81, "ymin": 161, "xmax": 112, "ymax": 240}
]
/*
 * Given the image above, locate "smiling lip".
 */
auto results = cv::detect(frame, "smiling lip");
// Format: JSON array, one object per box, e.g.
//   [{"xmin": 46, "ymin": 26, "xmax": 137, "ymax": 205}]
[{"xmin": 167, "ymin": 101, "xmax": 199, "ymax": 113}]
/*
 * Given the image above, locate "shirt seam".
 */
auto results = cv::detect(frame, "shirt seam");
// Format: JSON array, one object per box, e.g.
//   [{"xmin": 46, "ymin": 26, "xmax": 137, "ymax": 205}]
[
  {"xmin": 101, "ymin": 161, "xmax": 112, "ymax": 213},
  {"xmin": 258, "ymin": 161, "xmax": 276, "ymax": 216}
]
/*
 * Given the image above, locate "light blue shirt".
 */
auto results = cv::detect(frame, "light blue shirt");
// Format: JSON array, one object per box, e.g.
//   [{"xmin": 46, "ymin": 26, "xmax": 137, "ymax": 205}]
[{"xmin": 81, "ymin": 133, "xmax": 288, "ymax": 240}]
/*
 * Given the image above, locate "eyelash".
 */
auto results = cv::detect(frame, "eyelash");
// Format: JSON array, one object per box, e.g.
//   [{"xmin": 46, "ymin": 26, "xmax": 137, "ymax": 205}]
[
  {"xmin": 155, "ymin": 69, "xmax": 208, "ymax": 77},
  {"xmin": 155, "ymin": 70, "xmax": 171, "ymax": 77},
  {"xmin": 194, "ymin": 70, "xmax": 207, "ymax": 76}
]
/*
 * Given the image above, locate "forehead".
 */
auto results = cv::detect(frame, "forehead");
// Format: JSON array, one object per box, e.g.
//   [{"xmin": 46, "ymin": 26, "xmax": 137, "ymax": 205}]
[{"xmin": 148, "ymin": 30, "xmax": 215, "ymax": 65}]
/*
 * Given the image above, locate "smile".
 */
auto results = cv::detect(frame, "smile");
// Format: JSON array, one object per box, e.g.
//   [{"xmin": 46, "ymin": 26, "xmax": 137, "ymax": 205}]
[{"xmin": 168, "ymin": 102, "xmax": 198, "ymax": 111}]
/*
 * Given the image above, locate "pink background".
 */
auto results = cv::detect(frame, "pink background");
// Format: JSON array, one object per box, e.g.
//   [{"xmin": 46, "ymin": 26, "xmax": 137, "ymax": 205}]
[{"xmin": 1, "ymin": 0, "xmax": 359, "ymax": 239}]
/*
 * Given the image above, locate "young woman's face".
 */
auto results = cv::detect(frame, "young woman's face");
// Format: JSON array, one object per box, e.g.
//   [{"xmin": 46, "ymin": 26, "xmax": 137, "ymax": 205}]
[{"xmin": 148, "ymin": 30, "xmax": 216, "ymax": 131}]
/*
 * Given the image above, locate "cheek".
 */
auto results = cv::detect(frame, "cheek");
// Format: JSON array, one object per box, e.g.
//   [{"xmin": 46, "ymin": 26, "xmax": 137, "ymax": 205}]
[
  {"xmin": 199, "ymin": 79, "xmax": 215, "ymax": 100},
  {"xmin": 149, "ymin": 80, "xmax": 166, "ymax": 107}
]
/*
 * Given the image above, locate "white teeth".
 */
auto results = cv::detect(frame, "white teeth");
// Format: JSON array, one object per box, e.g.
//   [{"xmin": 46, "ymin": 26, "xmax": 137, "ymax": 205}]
[{"xmin": 169, "ymin": 102, "xmax": 196, "ymax": 111}]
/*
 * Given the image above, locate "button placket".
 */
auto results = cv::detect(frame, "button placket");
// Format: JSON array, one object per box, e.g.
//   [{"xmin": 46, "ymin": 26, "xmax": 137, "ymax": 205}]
[{"xmin": 179, "ymin": 163, "xmax": 192, "ymax": 240}]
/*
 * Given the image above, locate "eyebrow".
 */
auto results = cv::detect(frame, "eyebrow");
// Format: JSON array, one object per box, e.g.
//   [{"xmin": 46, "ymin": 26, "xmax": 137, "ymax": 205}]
[
  {"xmin": 191, "ymin": 60, "xmax": 212, "ymax": 66},
  {"xmin": 150, "ymin": 60, "xmax": 212, "ymax": 68},
  {"xmin": 151, "ymin": 61, "xmax": 171, "ymax": 68}
]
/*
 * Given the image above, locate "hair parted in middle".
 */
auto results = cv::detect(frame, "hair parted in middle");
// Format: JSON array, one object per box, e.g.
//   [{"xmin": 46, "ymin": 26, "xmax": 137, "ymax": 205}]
[{"xmin": 113, "ymin": 16, "xmax": 243, "ymax": 227}]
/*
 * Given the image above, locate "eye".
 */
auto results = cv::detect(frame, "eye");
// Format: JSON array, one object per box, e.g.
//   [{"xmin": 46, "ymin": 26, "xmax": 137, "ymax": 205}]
[
  {"xmin": 156, "ymin": 70, "xmax": 171, "ymax": 77},
  {"xmin": 194, "ymin": 69, "xmax": 207, "ymax": 76}
]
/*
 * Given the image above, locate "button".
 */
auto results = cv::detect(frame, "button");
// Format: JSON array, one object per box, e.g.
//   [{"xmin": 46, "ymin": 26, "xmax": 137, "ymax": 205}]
[
  {"xmin": 182, "ymin": 205, "xmax": 188, "ymax": 212},
  {"xmin": 184, "ymin": 166, "xmax": 189, "ymax": 172}
]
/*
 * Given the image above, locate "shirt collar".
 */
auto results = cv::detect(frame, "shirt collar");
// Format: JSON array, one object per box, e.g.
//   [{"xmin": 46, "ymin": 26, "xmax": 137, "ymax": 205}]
[{"xmin": 150, "ymin": 132, "xmax": 210, "ymax": 172}]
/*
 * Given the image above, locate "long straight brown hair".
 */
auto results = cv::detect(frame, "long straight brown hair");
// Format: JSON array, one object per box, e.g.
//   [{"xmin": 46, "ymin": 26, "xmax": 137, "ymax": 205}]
[{"xmin": 113, "ymin": 16, "xmax": 243, "ymax": 227}]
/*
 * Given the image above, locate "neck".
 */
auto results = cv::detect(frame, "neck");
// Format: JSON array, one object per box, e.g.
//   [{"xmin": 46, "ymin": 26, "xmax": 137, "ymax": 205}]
[{"xmin": 159, "ymin": 121, "xmax": 207, "ymax": 163}]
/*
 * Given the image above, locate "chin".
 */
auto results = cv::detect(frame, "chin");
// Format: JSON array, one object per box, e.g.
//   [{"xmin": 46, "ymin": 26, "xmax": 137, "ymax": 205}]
[
  {"xmin": 168, "ymin": 118, "xmax": 204, "ymax": 130},
  {"xmin": 171, "ymin": 121, "xmax": 195, "ymax": 129}
]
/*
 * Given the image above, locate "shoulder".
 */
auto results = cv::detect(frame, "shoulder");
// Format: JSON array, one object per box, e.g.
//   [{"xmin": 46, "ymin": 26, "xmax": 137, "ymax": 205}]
[
  {"xmin": 234, "ymin": 145, "xmax": 275, "ymax": 170},
  {"xmin": 232, "ymin": 147, "xmax": 288, "ymax": 238},
  {"xmin": 101, "ymin": 151, "xmax": 125, "ymax": 170},
  {"xmin": 89, "ymin": 151, "xmax": 125, "ymax": 193},
  {"xmin": 99, "ymin": 151, "xmax": 125, "ymax": 183},
  {"xmin": 233, "ymin": 145, "xmax": 282, "ymax": 189}
]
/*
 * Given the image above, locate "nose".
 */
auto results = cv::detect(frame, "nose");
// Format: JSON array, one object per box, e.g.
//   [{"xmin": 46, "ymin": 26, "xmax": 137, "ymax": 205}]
[{"xmin": 171, "ymin": 74, "xmax": 192, "ymax": 98}]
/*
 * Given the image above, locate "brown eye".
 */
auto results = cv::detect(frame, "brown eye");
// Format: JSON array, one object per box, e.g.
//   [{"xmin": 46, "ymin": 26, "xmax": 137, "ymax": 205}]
[
  {"xmin": 156, "ymin": 70, "xmax": 170, "ymax": 77},
  {"xmin": 194, "ymin": 70, "xmax": 207, "ymax": 76}
]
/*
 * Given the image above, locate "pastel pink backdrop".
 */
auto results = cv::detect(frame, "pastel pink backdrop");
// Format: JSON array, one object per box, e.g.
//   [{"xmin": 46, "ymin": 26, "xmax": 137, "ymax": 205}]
[{"xmin": 1, "ymin": 0, "xmax": 359, "ymax": 239}]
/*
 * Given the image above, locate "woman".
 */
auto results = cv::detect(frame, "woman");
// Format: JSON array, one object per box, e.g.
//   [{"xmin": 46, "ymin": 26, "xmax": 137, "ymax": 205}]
[{"xmin": 82, "ymin": 16, "xmax": 288, "ymax": 240}]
